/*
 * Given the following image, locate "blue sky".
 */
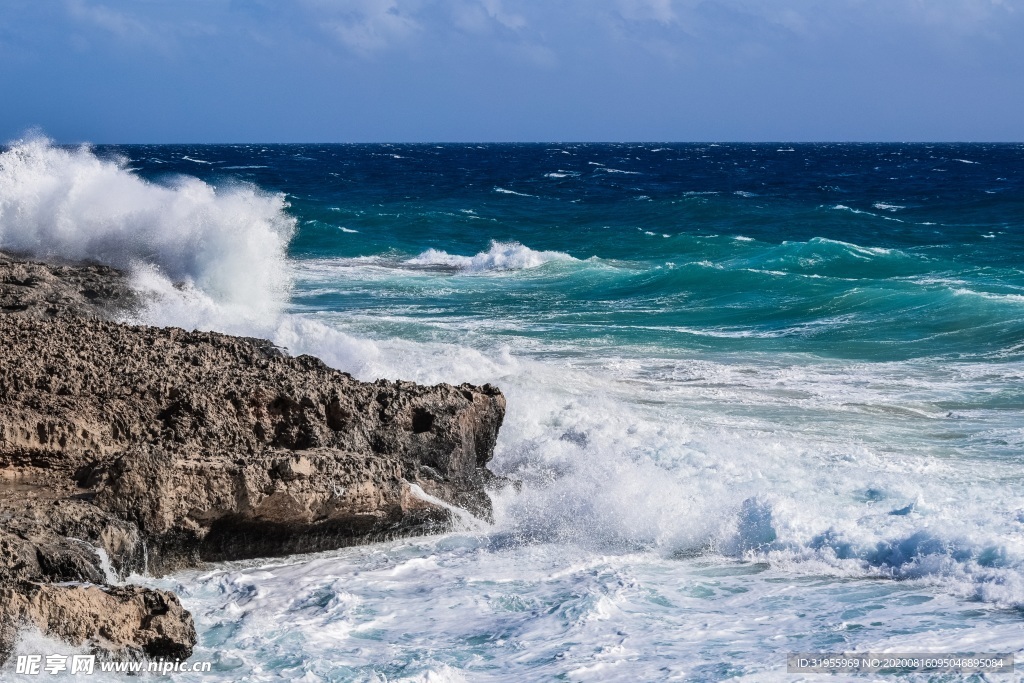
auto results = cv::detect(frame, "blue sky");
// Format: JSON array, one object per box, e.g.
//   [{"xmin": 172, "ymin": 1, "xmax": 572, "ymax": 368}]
[{"xmin": 1, "ymin": 0, "xmax": 1022, "ymax": 142}]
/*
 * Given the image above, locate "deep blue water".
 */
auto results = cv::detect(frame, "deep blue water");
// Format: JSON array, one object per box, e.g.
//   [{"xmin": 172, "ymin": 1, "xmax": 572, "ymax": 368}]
[{"xmin": 107, "ymin": 143, "xmax": 1024, "ymax": 362}]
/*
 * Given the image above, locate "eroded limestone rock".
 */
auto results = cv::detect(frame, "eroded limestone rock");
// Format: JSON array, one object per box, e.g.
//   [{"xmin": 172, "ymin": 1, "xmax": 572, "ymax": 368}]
[{"xmin": 0, "ymin": 253, "xmax": 506, "ymax": 665}]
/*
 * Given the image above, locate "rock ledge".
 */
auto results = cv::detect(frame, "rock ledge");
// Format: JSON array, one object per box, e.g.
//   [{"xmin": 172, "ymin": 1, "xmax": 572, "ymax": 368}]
[{"xmin": 0, "ymin": 252, "xmax": 505, "ymax": 664}]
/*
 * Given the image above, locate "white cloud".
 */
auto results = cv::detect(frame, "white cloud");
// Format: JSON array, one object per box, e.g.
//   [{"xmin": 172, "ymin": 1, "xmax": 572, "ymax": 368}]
[
  {"xmin": 616, "ymin": 0, "xmax": 679, "ymax": 24},
  {"xmin": 307, "ymin": 0, "xmax": 421, "ymax": 55},
  {"xmin": 453, "ymin": 0, "xmax": 526, "ymax": 35},
  {"xmin": 66, "ymin": 0, "xmax": 156, "ymax": 41},
  {"xmin": 899, "ymin": 0, "xmax": 1014, "ymax": 34},
  {"xmin": 64, "ymin": 0, "xmax": 218, "ymax": 52},
  {"xmin": 452, "ymin": 2, "xmax": 489, "ymax": 33},
  {"xmin": 480, "ymin": 0, "xmax": 526, "ymax": 30}
]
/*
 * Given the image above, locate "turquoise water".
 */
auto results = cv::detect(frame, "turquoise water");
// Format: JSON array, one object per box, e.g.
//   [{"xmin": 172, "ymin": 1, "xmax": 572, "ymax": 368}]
[{"xmin": 2, "ymin": 140, "xmax": 1024, "ymax": 681}]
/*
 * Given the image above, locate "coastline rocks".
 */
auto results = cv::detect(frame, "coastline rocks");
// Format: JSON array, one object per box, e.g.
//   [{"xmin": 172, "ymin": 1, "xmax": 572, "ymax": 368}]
[
  {"xmin": 0, "ymin": 251, "xmax": 138, "ymax": 320},
  {"xmin": 0, "ymin": 253, "xmax": 506, "ymax": 665},
  {"xmin": 0, "ymin": 583, "xmax": 195, "ymax": 662}
]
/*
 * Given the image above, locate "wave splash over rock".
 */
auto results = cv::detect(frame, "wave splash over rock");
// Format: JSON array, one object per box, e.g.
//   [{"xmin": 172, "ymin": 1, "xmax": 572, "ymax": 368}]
[
  {"xmin": 0, "ymin": 143, "xmax": 510, "ymax": 666},
  {"xmin": 0, "ymin": 137, "xmax": 294, "ymax": 323}
]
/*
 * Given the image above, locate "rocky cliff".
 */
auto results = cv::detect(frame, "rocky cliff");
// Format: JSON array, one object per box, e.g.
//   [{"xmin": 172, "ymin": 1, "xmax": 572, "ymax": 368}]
[{"xmin": 0, "ymin": 252, "xmax": 506, "ymax": 665}]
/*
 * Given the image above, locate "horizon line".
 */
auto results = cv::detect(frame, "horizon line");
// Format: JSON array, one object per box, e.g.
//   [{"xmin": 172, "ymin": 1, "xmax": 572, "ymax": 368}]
[{"xmin": 9, "ymin": 139, "xmax": 1024, "ymax": 146}]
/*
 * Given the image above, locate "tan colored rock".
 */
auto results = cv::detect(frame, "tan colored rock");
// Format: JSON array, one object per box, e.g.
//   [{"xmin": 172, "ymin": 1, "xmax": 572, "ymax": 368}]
[
  {"xmin": 0, "ymin": 583, "xmax": 195, "ymax": 662},
  {"xmin": 0, "ymin": 252, "xmax": 138, "ymax": 320},
  {"xmin": 0, "ymin": 252, "xmax": 508, "ymax": 665},
  {"xmin": 0, "ymin": 313, "xmax": 505, "ymax": 569}
]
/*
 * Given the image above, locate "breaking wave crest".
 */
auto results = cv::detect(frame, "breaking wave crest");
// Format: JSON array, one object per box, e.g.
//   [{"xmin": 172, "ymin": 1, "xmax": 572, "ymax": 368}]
[
  {"xmin": 0, "ymin": 137, "xmax": 295, "ymax": 324},
  {"xmin": 406, "ymin": 240, "xmax": 575, "ymax": 272}
]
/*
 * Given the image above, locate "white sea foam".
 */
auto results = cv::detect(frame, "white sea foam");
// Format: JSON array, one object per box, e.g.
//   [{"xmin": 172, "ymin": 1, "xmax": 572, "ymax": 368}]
[
  {"xmin": 405, "ymin": 241, "xmax": 575, "ymax": 273},
  {"xmin": 0, "ymin": 137, "xmax": 295, "ymax": 326},
  {"xmin": 952, "ymin": 288, "xmax": 1024, "ymax": 303},
  {"xmin": 126, "ymin": 327, "xmax": 1024, "ymax": 680},
  {"xmin": 873, "ymin": 202, "xmax": 905, "ymax": 211},
  {"xmin": 493, "ymin": 187, "xmax": 535, "ymax": 197},
  {"xmin": 831, "ymin": 204, "xmax": 905, "ymax": 223},
  {"xmin": 270, "ymin": 249, "xmax": 1024, "ymax": 616},
  {"xmin": 807, "ymin": 237, "xmax": 894, "ymax": 257}
]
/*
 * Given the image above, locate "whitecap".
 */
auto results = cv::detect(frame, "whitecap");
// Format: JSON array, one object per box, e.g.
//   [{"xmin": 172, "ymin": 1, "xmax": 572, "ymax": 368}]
[
  {"xmin": 405, "ymin": 241, "xmax": 575, "ymax": 273},
  {"xmin": 493, "ymin": 187, "xmax": 535, "ymax": 198},
  {"xmin": 952, "ymin": 288, "xmax": 1024, "ymax": 303},
  {"xmin": 831, "ymin": 204, "xmax": 905, "ymax": 223},
  {"xmin": 807, "ymin": 237, "xmax": 893, "ymax": 257}
]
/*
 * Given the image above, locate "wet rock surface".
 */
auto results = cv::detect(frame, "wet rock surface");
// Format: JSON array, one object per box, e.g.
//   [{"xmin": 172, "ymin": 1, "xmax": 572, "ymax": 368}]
[{"xmin": 0, "ymin": 252, "xmax": 506, "ymax": 665}]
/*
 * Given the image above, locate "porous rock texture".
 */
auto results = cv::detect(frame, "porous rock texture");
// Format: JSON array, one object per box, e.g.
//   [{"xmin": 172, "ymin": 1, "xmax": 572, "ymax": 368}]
[
  {"xmin": 0, "ymin": 251, "xmax": 139, "ymax": 320},
  {"xmin": 0, "ymin": 252, "xmax": 506, "ymax": 666}
]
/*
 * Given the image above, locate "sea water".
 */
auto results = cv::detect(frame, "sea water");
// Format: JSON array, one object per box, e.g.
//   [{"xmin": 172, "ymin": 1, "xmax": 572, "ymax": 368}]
[{"xmin": 1, "ymin": 139, "xmax": 1023, "ymax": 681}]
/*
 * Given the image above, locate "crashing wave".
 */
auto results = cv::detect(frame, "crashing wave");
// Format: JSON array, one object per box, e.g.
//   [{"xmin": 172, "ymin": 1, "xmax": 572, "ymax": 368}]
[{"xmin": 0, "ymin": 137, "xmax": 295, "ymax": 324}]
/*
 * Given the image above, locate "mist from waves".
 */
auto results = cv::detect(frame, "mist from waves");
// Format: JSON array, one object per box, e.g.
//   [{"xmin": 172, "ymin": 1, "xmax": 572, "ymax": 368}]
[{"xmin": 0, "ymin": 136, "xmax": 294, "ymax": 325}]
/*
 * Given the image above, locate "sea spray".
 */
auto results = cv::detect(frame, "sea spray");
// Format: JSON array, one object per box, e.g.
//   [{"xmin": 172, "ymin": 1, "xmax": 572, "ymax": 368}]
[{"xmin": 0, "ymin": 137, "xmax": 295, "ymax": 326}]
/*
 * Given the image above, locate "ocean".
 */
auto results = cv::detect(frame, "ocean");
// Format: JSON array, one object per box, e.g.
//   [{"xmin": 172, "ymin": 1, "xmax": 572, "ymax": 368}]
[{"xmin": 1, "ymin": 139, "xmax": 1023, "ymax": 681}]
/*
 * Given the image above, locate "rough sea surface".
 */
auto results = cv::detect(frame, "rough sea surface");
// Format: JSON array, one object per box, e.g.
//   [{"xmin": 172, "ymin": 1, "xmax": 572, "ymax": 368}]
[{"xmin": 2, "ymin": 140, "xmax": 1023, "ymax": 681}]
